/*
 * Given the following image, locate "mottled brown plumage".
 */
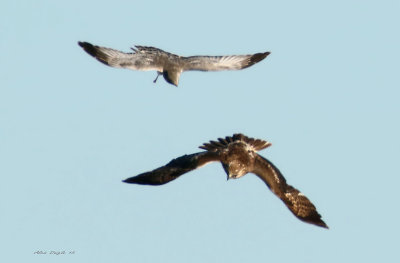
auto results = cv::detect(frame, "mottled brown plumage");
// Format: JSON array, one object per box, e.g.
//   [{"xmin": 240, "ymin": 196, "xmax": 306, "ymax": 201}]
[{"xmin": 123, "ymin": 134, "xmax": 328, "ymax": 228}]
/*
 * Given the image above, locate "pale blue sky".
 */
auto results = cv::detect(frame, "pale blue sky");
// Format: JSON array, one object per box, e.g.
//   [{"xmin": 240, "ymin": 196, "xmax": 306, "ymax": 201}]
[{"xmin": 1, "ymin": 0, "xmax": 399, "ymax": 262}]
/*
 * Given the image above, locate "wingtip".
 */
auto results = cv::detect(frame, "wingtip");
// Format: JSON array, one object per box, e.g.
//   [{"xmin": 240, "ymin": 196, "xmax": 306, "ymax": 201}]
[
  {"xmin": 122, "ymin": 172, "xmax": 169, "ymax": 186},
  {"xmin": 241, "ymin": 51, "xmax": 270, "ymax": 69},
  {"xmin": 262, "ymin": 51, "xmax": 271, "ymax": 57},
  {"xmin": 304, "ymin": 217, "xmax": 329, "ymax": 229},
  {"xmin": 316, "ymin": 220, "xmax": 329, "ymax": 229},
  {"xmin": 77, "ymin": 41, "xmax": 89, "ymax": 48},
  {"xmin": 251, "ymin": 51, "xmax": 271, "ymax": 63},
  {"xmin": 122, "ymin": 177, "xmax": 137, "ymax": 184},
  {"xmin": 77, "ymin": 41, "xmax": 98, "ymax": 57}
]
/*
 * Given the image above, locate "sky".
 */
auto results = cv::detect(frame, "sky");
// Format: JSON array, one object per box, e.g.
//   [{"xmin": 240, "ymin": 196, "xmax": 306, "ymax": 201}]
[{"xmin": 1, "ymin": 0, "xmax": 399, "ymax": 262}]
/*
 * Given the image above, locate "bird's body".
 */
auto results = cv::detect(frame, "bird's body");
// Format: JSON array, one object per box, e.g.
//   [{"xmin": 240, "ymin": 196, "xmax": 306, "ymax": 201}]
[
  {"xmin": 124, "ymin": 134, "xmax": 328, "ymax": 228},
  {"xmin": 78, "ymin": 42, "xmax": 270, "ymax": 86}
]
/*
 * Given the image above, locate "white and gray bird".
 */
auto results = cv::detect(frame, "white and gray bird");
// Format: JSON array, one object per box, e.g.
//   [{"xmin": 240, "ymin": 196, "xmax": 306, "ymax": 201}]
[
  {"xmin": 123, "ymin": 133, "xmax": 328, "ymax": 228},
  {"xmin": 78, "ymin": 41, "xmax": 270, "ymax": 86}
]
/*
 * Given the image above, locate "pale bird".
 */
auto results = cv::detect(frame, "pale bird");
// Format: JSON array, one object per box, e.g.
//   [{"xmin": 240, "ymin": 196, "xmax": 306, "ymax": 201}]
[{"xmin": 78, "ymin": 41, "xmax": 270, "ymax": 86}]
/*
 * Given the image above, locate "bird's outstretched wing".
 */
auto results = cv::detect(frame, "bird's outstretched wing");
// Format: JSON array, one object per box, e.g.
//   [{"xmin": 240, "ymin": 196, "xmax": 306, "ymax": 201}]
[
  {"xmin": 182, "ymin": 52, "xmax": 270, "ymax": 72},
  {"xmin": 252, "ymin": 155, "xmax": 328, "ymax": 228},
  {"xmin": 123, "ymin": 152, "xmax": 220, "ymax": 185},
  {"xmin": 78, "ymin": 41, "xmax": 163, "ymax": 71}
]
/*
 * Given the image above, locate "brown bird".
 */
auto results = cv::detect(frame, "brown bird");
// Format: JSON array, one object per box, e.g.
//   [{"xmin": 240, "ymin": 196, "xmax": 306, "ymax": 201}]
[
  {"xmin": 78, "ymin": 41, "xmax": 270, "ymax": 86},
  {"xmin": 124, "ymin": 134, "xmax": 328, "ymax": 228}
]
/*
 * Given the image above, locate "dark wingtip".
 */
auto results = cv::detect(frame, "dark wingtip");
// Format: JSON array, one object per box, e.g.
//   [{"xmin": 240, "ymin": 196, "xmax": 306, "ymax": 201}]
[
  {"xmin": 239, "ymin": 51, "xmax": 270, "ymax": 69},
  {"xmin": 122, "ymin": 173, "xmax": 167, "ymax": 186},
  {"xmin": 122, "ymin": 178, "xmax": 132, "ymax": 184},
  {"xmin": 122, "ymin": 176, "xmax": 142, "ymax": 184},
  {"xmin": 301, "ymin": 214, "xmax": 329, "ymax": 229},
  {"xmin": 314, "ymin": 220, "xmax": 329, "ymax": 229},
  {"xmin": 78, "ymin": 41, "xmax": 91, "ymax": 49},
  {"xmin": 250, "ymin": 51, "xmax": 271, "ymax": 64},
  {"xmin": 77, "ymin": 41, "xmax": 98, "ymax": 57}
]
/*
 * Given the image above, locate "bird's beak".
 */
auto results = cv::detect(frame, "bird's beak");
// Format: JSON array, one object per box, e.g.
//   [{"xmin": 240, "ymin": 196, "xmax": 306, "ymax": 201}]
[{"xmin": 227, "ymin": 173, "xmax": 237, "ymax": 180}]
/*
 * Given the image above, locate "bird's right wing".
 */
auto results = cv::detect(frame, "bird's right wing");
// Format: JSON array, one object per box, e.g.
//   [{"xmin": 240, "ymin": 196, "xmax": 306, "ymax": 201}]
[
  {"xmin": 78, "ymin": 41, "xmax": 163, "ymax": 71},
  {"xmin": 123, "ymin": 152, "xmax": 220, "ymax": 185}
]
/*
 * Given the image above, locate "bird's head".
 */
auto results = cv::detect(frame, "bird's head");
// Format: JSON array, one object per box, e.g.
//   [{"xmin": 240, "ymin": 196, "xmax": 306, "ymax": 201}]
[
  {"xmin": 222, "ymin": 163, "xmax": 248, "ymax": 180},
  {"xmin": 163, "ymin": 70, "xmax": 180, "ymax": 86},
  {"xmin": 221, "ymin": 142, "xmax": 256, "ymax": 180}
]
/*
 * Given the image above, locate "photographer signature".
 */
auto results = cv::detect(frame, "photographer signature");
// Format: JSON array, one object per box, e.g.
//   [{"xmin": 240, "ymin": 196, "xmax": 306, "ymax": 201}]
[{"xmin": 34, "ymin": 250, "xmax": 75, "ymax": 255}]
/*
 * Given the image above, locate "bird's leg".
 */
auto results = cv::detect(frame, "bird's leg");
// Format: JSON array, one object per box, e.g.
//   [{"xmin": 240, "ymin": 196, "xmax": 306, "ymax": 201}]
[{"xmin": 153, "ymin": 71, "xmax": 162, "ymax": 83}]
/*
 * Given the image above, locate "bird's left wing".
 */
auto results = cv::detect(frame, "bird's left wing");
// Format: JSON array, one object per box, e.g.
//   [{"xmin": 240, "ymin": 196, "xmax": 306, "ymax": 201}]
[
  {"xmin": 123, "ymin": 152, "xmax": 220, "ymax": 185},
  {"xmin": 182, "ymin": 52, "xmax": 270, "ymax": 72},
  {"xmin": 78, "ymin": 41, "xmax": 163, "ymax": 71},
  {"xmin": 252, "ymin": 155, "xmax": 328, "ymax": 228}
]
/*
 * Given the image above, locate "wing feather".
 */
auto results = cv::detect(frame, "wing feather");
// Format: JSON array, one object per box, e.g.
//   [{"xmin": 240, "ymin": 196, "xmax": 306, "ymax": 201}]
[
  {"xmin": 123, "ymin": 152, "xmax": 220, "ymax": 185},
  {"xmin": 78, "ymin": 41, "xmax": 163, "ymax": 71},
  {"xmin": 182, "ymin": 52, "xmax": 270, "ymax": 72},
  {"xmin": 252, "ymin": 155, "xmax": 328, "ymax": 228}
]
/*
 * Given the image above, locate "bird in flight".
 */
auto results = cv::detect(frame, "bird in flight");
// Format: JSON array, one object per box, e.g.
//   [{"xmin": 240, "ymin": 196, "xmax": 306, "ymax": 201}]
[
  {"xmin": 78, "ymin": 41, "xmax": 270, "ymax": 86},
  {"xmin": 123, "ymin": 133, "xmax": 328, "ymax": 228}
]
